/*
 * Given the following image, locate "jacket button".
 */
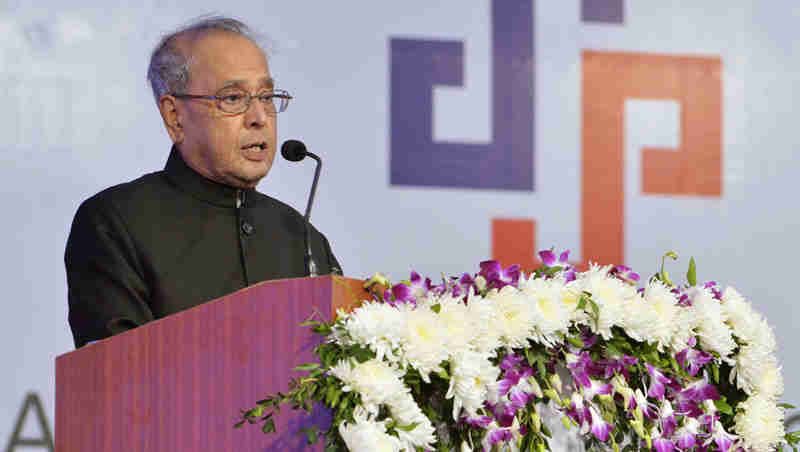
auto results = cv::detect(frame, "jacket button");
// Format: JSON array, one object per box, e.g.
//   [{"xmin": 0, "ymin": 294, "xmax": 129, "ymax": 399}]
[{"xmin": 241, "ymin": 222, "xmax": 254, "ymax": 235}]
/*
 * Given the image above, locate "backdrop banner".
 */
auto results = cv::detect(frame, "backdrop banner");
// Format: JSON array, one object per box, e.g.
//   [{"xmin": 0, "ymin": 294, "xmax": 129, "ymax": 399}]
[{"xmin": 2, "ymin": 0, "xmax": 798, "ymax": 443}]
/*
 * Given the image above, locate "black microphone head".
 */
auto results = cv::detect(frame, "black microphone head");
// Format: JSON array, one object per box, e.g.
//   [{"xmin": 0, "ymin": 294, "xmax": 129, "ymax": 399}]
[{"xmin": 281, "ymin": 139, "xmax": 307, "ymax": 162}]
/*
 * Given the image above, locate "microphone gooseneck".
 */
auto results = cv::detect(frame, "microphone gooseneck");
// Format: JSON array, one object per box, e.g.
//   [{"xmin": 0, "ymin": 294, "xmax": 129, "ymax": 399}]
[{"xmin": 280, "ymin": 139, "xmax": 322, "ymax": 277}]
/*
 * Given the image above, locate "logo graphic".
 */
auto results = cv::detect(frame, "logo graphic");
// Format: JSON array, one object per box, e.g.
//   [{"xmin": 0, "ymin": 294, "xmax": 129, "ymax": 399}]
[{"xmin": 389, "ymin": 0, "xmax": 722, "ymax": 267}]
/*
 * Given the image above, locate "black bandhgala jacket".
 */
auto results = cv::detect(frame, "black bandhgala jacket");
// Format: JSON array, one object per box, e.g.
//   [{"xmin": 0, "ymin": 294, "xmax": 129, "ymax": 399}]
[{"xmin": 65, "ymin": 148, "xmax": 341, "ymax": 348}]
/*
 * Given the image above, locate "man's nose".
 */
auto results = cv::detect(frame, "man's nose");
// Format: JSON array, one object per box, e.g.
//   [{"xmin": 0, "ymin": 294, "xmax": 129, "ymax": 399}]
[{"xmin": 245, "ymin": 100, "xmax": 270, "ymax": 128}]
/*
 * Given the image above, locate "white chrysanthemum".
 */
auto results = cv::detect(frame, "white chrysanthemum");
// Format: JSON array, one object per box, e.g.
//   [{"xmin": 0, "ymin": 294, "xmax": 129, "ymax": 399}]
[
  {"xmin": 734, "ymin": 394, "xmax": 785, "ymax": 452},
  {"xmin": 670, "ymin": 304, "xmax": 697, "ymax": 351},
  {"xmin": 398, "ymin": 305, "xmax": 449, "ymax": 382},
  {"xmin": 518, "ymin": 276, "xmax": 571, "ymax": 346},
  {"xmin": 731, "ymin": 316, "xmax": 781, "ymax": 397},
  {"xmin": 485, "ymin": 285, "xmax": 536, "ymax": 348},
  {"xmin": 756, "ymin": 362, "xmax": 785, "ymax": 400},
  {"xmin": 687, "ymin": 287, "xmax": 736, "ymax": 360},
  {"xmin": 446, "ymin": 350, "xmax": 500, "ymax": 419},
  {"xmin": 329, "ymin": 358, "xmax": 407, "ymax": 412},
  {"xmin": 466, "ymin": 293, "xmax": 502, "ymax": 353},
  {"xmin": 338, "ymin": 406, "xmax": 404, "ymax": 452},
  {"xmin": 437, "ymin": 294, "xmax": 479, "ymax": 356},
  {"xmin": 559, "ymin": 279, "xmax": 589, "ymax": 324},
  {"xmin": 721, "ymin": 287, "xmax": 761, "ymax": 343},
  {"xmin": 625, "ymin": 281, "xmax": 680, "ymax": 350},
  {"xmin": 343, "ymin": 301, "xmax": 404, "ymax": 362},
  {"xmin": 578, "ymin": 264, "xmax": 637, "ymax": 339},
  {"xmin": 387, "ymin": 392, "xmax": 437, "ymax": 450}
]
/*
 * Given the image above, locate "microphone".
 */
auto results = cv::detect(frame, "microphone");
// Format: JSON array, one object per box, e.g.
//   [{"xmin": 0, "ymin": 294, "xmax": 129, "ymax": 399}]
[{"xmin": 280, "ymin": 140, "xmax": 341, "ymax": 276}]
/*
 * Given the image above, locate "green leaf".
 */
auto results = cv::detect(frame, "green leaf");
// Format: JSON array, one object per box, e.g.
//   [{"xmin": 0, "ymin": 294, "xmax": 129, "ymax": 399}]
[
  {"xmin": 525, "ymin": 348, "xmax": 536, "ymax": 367},
  {"xmin": 395, "ymin": 422, "xmax": 420, "ymax": 432},
  {"xmin": 330, "ymin": 389, "xmax": 341, "ymax": 408},
  {"xmin": 566, "ymin": 334, "xmax": 584, "ymax": 348},
  {"xmin": 715, "ymin": 398, "xmax": 733, "ymax": 415},
  {"xmin": 293, "ymin": 362, "xmax": 320, "ymax": 372},
  {"xmin": 537, "ymin": 359, "xmax": 547, "ymax": 379},
  {"xmin": 711, "ymin": 363, "xmax": 720, "ymax": 384},
  {"xmin": 262, "ymin": 417, "xmax": 276, "ymax": 434},
  {"xmin": 778, "ymin": 403, "xmax": 797, "ymax": 409},
  {"xmin": 431, "ymin": 303, "xmax": 441, "ymax": 314},
  {"xmin": 687, "ymin": 257, "xmax": 697, "ymax": 286}
]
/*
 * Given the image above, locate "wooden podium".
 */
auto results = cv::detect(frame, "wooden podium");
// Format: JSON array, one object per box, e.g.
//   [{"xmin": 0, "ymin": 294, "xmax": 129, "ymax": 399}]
[{"xmin": 55, "ymin": 276, "xmax": 368, "ymax": 451}]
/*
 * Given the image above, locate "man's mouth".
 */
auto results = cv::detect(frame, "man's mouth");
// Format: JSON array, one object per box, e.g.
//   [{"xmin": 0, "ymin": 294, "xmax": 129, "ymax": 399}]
[{"xmin": 241, "ymin": 142, "xmax": 267, "ymax": 152}]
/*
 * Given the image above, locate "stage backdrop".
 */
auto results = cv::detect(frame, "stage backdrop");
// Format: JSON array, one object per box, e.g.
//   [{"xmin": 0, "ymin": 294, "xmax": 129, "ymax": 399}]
[{"xmin": 2, "ymin": 0, "xmax": 799, "ymax": 444}]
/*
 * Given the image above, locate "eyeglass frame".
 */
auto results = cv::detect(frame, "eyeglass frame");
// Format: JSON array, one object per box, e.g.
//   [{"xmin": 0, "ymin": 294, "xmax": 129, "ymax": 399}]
[{"xmin": 170, "ymin": 88, "xmax": 293, "ymax": 115}]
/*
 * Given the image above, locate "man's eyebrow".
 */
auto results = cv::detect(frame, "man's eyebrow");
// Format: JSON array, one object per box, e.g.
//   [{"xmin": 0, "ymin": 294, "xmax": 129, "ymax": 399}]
[{"xmin": 219, "ymin": 77, "xmax": 275, "ymax": 90}]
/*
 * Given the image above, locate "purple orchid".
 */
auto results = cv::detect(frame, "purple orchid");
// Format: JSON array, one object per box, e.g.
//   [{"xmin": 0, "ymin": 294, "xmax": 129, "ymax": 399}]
[
  {"xmin": 566, "ymin": 351, "xmax": 594, "ymax": 388},
  {"xmin": 597, "ymin": 354, "xmax": 638, "ymax": 379},
  {"xmin": 390, "ymin": 283, "xmax": 417, "ymax": 305},
  {"xmin": 609, "ymin": 265, "xmax": 641, "ymax": 285},
  {"xmin": 538, "ymin": 249, "xmax": 577, "ymax": 281},
  {"xmin": 485, "ymin": 426, "xmax": 512, "ymax": 446},
  {"xmin": 539, "ymin": 249, "xmax": 570, "ymax": 268},
  {"xmin": 478, "ymin": 260, "xmax": 521, "ymax": 289},
  {"xmin": 674, "ymin": 417, "xmax": 701, "ymax": 450},
  {"xmin": 653, "ymin": 436, "xmax": 676, "ymax": 452},
  {"xmin": 500, "ymin": 354, "xmax": 525, "ymax": 371},
  {"xmin": 565, "ymin": 393, "xmax": 591, "ymax": 430},
  {"xmin": 646, "ymin": 364, "xmax": 675, "ymax": 401},
  {"xmin": 675, "ymin": 347, "xmax": 713, "ymax": 377},
  {"xmin": 671, "ymin": 374, "xmax": 719, "ymax": 420},
  {"xmin": 653, "ymin": 427, "xmax": 677, "ymax": 452},
  {"xmin": 634, "ymin": 388, "xmax": 659, "ymax": 420},
  {"xmin": 707, "ymin": 420, "xmax": 738, "ymax": 452},
  {"xmin": 452, "ymin": 273, "xmax": 476, "ymax": 298},
  {"xmin": 462, "ymin": 415, "xmax": 491, "ymax": 428},
  {"xmin": 659, "ymin": 400, "xmax": 678, "ymax": 438},
  {"xmin": 681, "ymin": 374, "xmax": 721, "ymax": 404},
  {"xmin": 588, "ymin": 405, "xmax": 614, "ymax": 442},
  {"xmin": 582, "ymin": 379, "xmax": 613, "ymax": 400},
  {"xmin": 704, "ymin": 281, "xmax": 723, "ymax": 300}
]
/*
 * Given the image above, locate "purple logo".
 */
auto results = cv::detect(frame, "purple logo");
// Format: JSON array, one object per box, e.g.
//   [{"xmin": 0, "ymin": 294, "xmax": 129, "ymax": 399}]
[
  {"xmin": 389, "ymin": 0, "xmax": 534, "ymax": 190},
  {"xmin": 388, "ymin": 0, "xmax": 624, "ymax": 190}
]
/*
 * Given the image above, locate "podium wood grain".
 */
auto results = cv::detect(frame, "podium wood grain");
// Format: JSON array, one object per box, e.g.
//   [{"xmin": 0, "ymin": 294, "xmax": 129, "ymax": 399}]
[{"xmin": 55, "ymin": 276, "xmax": 368, "ymax": 451}]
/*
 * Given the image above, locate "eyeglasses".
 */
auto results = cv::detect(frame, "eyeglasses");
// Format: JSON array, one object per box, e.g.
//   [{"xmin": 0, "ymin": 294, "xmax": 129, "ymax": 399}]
[{"xmin": 172, "ymin": 88, "xmax": 292, "ymax": 115}]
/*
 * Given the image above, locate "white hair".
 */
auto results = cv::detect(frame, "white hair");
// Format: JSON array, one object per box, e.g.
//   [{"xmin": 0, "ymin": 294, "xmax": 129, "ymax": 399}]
[{"xmin": 146, "ymin": 15, "xmax": 269, "ymax": 104}]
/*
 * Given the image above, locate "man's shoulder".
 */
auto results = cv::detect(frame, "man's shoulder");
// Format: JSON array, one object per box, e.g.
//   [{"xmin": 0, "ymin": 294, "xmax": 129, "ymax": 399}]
[{"xmin": 76, "ymin": 170, "xmax": 168, "ymax": 216}]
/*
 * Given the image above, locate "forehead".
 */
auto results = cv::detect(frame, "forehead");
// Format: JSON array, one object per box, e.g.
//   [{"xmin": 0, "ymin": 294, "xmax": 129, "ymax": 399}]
[{"xmin": 183, "ymin": 31, "xmax": 271, "ymax": 90}]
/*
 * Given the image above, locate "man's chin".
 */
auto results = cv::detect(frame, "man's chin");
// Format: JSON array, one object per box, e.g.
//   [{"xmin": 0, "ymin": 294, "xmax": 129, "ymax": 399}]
[{"xmin": 233, "ymin": 164, "xmax": 270, "ymax": 188}]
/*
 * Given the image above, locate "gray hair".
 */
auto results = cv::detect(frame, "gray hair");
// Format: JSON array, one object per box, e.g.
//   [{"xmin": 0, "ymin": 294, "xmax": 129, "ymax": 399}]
[{"xmin": 146, "ymin": 15, "xmax": 268, "ymax": 104}]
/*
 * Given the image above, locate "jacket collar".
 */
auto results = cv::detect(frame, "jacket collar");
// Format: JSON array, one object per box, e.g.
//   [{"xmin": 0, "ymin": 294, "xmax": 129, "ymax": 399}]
[{"xmin": 163, "ymin": 146, "xmax": 256, "ymax": 208}]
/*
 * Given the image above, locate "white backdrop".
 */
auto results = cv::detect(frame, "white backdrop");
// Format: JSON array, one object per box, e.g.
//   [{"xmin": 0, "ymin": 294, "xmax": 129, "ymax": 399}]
[{"xmin": 2, "ymin": 0, "xmax": 799, "ymax": 443}]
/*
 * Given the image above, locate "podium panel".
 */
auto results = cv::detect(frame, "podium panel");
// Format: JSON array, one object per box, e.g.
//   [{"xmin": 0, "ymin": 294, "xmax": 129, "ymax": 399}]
[{"xmin": 55, "ymin": 276, "xmax": 366, "ymax": 452}]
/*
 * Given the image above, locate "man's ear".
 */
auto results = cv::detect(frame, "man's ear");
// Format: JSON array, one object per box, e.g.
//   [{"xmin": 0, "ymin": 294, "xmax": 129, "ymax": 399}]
[{"xmin": 159, "ymin": 95, "xmax": 184, "ymax": 144}]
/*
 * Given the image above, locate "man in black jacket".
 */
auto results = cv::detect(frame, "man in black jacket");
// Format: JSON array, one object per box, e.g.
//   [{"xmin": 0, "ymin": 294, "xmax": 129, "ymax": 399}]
[{"xmin": 65, "ymin": 17, "xmax": 341, "ymax": 348}]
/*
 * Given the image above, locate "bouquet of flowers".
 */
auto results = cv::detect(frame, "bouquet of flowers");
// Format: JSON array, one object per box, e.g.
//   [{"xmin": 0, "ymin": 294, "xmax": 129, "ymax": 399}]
[{"xmin": 238, "ymin": 250, "xmax": 799, "ymax": 452}]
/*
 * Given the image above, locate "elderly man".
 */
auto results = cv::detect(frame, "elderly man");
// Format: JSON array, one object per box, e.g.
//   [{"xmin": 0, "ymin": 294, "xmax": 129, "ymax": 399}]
[{"xmin": 64, "ymin": 17, "xmax": 341, "ymax": 348}]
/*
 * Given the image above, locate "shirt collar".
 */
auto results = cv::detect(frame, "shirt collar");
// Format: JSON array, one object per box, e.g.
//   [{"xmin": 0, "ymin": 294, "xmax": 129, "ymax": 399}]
[{"xmin": 163, "ymin": 146, "xmax": 256, "ymax": 208}]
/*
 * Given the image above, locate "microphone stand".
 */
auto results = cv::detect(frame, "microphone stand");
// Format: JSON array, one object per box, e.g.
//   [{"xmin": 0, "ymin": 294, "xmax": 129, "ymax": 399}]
[{"xmin": 304, "ymin": 151, "xmax": 321, "ymax": 277}]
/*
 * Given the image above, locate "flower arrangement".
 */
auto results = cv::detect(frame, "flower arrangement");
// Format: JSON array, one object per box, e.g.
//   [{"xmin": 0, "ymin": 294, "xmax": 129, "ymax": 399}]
[{"xmin": 238, "ymin": 250, "xmax": 799, "ymax": 452}]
